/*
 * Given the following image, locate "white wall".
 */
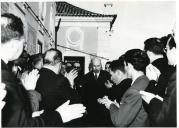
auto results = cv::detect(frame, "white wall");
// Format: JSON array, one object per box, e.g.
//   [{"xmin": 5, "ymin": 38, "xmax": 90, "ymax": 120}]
[
  {"xmin": 70, "ymin": 1, "xmax": 176, "ymax": 60},
  {"xmin": 109, "ymin": 1, "xmax": 176, "ymax": 60}
]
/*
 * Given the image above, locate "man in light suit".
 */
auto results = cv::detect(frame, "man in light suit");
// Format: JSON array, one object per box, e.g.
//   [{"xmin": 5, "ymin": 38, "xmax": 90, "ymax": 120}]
[{"xmin": 99, "ymin": 49, "xmax": 150, "ymax": 127}]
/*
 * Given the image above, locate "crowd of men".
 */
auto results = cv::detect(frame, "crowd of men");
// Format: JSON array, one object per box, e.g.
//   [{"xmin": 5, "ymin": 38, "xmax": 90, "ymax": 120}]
[{"xmin": 1, "ymin": 13, "xmax": 176, "ymax": 127}]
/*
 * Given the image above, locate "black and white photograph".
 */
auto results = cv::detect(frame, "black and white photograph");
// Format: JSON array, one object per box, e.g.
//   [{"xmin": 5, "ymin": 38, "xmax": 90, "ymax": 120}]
[{"xmin": 0, "ymin": 0, "xmax": 177, "ymax": 127}]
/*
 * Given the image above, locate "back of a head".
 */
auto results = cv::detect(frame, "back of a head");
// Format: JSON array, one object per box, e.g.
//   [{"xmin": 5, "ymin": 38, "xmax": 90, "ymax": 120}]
[
  {"xmin": 124, "ymin": 49, "xmax": 150, "ymax": 73},
  {"xmin": 144, "ymin": 37, "xmax": 164, "ymax": 55},
  {"xmin": 44, "ymin": 48, "xmax": 62, "ymax": 66},
  {"xmin": 30, "ymin": 53, "xmax": 43, "ymax": 64},
  {"xmin": 15, "ymin": 50, "xmax": 30, "ymax": 69},
  {"xmin": 28, "ymin": 53, "xmax": 44, "ymax": 69},
  {"xmin": 1, "ymin": 13, "xmax": 24, "ymax": 44},
  {"xmin": 105, "ymin": 61, "xmax": 111, "ymax": 66},
  {"xmin": 73, "ymin": 62, "xmax": 81, "ymax": 68},
  {"xmin": 105, "ymin": 61, "xmax": 111, "ymax": 70},
  {"xmin": 167, "ymin": 35, "xmax": 176, "ymax": 49},
  {"xmin": 110, "ymin": 56, "xmax": 125, "ymax": 73}
]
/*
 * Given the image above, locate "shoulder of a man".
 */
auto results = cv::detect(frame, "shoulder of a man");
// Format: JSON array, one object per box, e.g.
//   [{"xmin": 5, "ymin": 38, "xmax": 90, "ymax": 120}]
[{"xmin": 122, "ymin": 88, "xmax": 141, "ymax": 102}]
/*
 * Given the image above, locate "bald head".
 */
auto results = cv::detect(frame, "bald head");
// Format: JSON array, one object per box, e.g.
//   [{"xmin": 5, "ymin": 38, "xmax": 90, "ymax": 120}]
[
  {"xmin": 92, "ymin": 58, "xmax": 102, "ymax": 73},
  {"xmin": 44, "ymin": 48, "xmax": 62, "ymax": 66}
]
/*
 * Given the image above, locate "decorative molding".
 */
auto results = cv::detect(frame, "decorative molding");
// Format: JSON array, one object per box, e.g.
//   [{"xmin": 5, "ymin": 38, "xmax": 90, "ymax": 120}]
[
  {"xmin": 1, "ymin": 2, "xmax": 9, "ymax": 13},
  {"xmin": 66, "ymin": 27, "xmax": 84, "ymax": 49},
  {"xmin": 56, "ymin": 16, "xmax": 113, "ymax": 23}
]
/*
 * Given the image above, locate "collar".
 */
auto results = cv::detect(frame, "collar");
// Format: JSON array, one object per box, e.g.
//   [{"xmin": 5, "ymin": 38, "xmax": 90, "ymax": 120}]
[
  {"xmin": 1, "ymin": 59, "xmax": 10, "ymax": 70},
  {"xmin": 1, "ymin": 58, "xmax": 8, "ymax": 64},
  {"xmin": 93, "ymin": 71, "xmax": 100, "ymax": 76}
]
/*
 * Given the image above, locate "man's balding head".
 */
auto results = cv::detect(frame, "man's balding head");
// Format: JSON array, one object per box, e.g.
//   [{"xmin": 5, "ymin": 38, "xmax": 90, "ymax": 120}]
[
  {"xmin": 44, "ymin": 49, "xmax": 62, "ymax": 66},
  {"xmin": 91, "ymin": 58, "xmax": 102, "ymax": 73}
]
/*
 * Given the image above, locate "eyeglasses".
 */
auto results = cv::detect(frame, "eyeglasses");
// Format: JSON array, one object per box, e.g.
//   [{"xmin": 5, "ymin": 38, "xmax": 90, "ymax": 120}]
[
  {"xmin": 56, "ymin": 59, "xmax": 62, "ymax": 64},
  {"xmin": 164, "ymin": 48, "xmax": 167, "ymax": 53}
]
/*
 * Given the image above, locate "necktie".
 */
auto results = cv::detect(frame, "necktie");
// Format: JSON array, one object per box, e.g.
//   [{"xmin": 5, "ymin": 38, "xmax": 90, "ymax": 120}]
[{"xmin": 95, "ymin": 73, "xmax": 98, "ymax": 80}]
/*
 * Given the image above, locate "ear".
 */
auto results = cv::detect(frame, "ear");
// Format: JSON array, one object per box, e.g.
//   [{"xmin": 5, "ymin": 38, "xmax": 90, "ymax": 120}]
[
  {"xmin": 147, "ymin": 51, "xmax": 153, "ymax": 56},
  {"xmin": 171, "ymin": 47, "xmax": 176, "ymax": 55},
  {"xmin": 124, "ymin": 61, "xmax": 128, "ymax": 67},
  {"xmin": 54, "ymin": 59, "xmax": 59, "ymax": 65},
  {"xmin": 8, "ymin": 40, "xmax": 19, "ymax": 53},
  {"xmin": 116, "ymin": 70, "xmax": 121, "ymax": 75},
  {"xmin": 128, "ymin": 63, "xmax": 133, "ymax": 69},
  {"xmin": 171, "ymin": 47, "xmax": 176, "ymax": 52}
]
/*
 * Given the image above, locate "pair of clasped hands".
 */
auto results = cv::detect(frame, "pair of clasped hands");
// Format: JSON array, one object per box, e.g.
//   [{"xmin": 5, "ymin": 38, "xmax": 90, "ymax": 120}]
[
  {"xmin": 98, "ymin": 96, "xmax": 120, "ymax": 109},
  {"xmin": 98, "ymin": 92, "xmax": 163, "ymax": 111},
  {"xmin": 98, "ymin": 64, "xmax": 163, "ymax": 109}
]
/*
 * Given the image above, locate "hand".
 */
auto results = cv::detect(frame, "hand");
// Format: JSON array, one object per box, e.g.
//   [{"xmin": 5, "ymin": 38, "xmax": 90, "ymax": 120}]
[
  {"xmin": 155, "ymin": 95, "xmax": 163, "ymax": 101},
  {"xmin": 32, "ymin": 110, "xmax": 44, "ymax": 117},
  {"xmin": 0, "ymin": 83, "xmax": 6, "ymax": 110},
  {"xmin": 146, "ymin": 64, "xmax": 161, "ymax": 81},
  {"xmin": 105, "ymin": 80, "xmax": 113, "ymax": 88},
  {"xmin": 21, "ymin": 69, "xmax": 40, "ymax": 90},
  {"xmin": 140, "ymin": 91, "xmax": 156, "ymax": 104},
  {"xmin": 98, "ymin": 96, "xmax": 114, "ymax": 109},
  {"xmin": 65, "ymin": 69, "xmax": 78, "ymax": 88},
  {"xmin": 113, "ymin": 99, "xmax": 120, "ymax": 108},
  {"xmin": 56, "ymin": 100, "xmax": 86, "ymax": 123}
]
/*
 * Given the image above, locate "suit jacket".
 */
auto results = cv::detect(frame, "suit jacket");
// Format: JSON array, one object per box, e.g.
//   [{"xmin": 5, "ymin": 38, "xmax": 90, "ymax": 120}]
[
  {"xmin": 148, "ymin": 68, "xmax": 176, "ymax": 127},
  {"xmin": 1, "ymin": 60, "xmax": 62, "ymax": 127},
  {"xmin": 82, "ymin": 70, "xmax": 110, "ymax": 102},
  {"xmin": 145, "ymin": 58, "xmax": 169, "ymax": 97},
  {"xmin": 81, "ymin": 70, "xmax": 112, "ymax": 126},
  {"xmin": 107, "ymin": 78, "xmax": 132, "ymax": 103},
  {"xmin": 109, "ymin": 75, "xmax": 149, "ymax": 127},
  {"xmin": 36, "ymin": 68, "xmax": 81, "ymax": 111}
]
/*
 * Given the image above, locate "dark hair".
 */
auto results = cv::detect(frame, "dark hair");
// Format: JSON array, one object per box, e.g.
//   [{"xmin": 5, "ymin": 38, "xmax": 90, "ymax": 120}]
[
  {"xmin": 124, "ymin": 49, "xmax": 150, "ymax": 73},
  {"xmin": 28, "ymin": 53, "xmax": 43, "ymax": 69},
  {"xmin": 167, "ymin": 35, "xmax": 176, "ymax": 49},
  {"xmin": 44, "ymin": 48, "xmax": 62, "ymax": 65},
  {"xmin": 1, "ymin": 13, "xmax": 24, "ymax": 44},
  {"xmin": 13, "ymin": 50, "xmax": 30, "ymax": 71},
  {"xmin": 105, "ymin": 61, "xmax": 111, "ymax": 66},
  {"xmin": 144, "ymin": 38, "xmax": 164, "ymax": 55},
  {"xmin": 110, "ymin": 56, "xmax": 125, "ymax": 73},
  {"xmin": 63, "ymin": 62, "xmax": 72, "ymax": 73}
]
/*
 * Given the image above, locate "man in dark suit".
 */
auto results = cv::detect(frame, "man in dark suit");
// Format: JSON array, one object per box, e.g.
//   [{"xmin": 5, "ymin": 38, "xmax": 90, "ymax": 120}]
[
  {"xmin": 81, "ymin": 58, "xmax": 112, "ymax": 126},
  {"xmin": 106, "ymin": 57, "xmax": 132, "ymax": 103},
  {"xmin": 140, "ymin": 35, "xmax": 176, "ymax": 127},
  {"xmin": 1, "ymin": 13, "xmax": 86, "ymax": 127},
  {"xmin": 144, "ymin": 37, "xmax": 169, "ymax": 97},
  {"xmin": 35, "ymin": 49, "xmax": 84, "ymax": 126}
]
